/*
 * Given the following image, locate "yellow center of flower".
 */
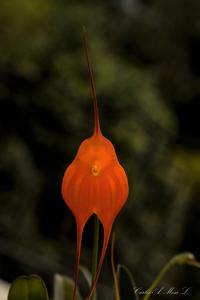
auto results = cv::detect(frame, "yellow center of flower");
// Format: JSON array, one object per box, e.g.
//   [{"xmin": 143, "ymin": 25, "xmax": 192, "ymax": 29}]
[{"xmin": 91, "ymin": 164, "xmax": 101, "ymax": 176}]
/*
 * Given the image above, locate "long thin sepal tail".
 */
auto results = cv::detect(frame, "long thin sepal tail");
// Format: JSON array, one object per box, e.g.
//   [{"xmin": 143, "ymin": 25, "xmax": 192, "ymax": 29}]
[{"xmin": 83, "ymin": 28, "xmax": 101, "ymax": 136}]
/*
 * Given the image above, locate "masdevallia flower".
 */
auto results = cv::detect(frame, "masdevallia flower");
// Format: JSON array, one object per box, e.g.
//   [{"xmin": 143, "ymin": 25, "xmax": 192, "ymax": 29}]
[{"xmin": 61, "ymin": 31, "xmax": 129, "ymax": 300}]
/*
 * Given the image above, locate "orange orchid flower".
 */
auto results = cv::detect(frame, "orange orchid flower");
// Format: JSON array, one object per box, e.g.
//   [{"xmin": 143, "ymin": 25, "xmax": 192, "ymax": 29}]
[{"xmin": 61, "ymin": 31, "xmax": 129, "ymax": 300}]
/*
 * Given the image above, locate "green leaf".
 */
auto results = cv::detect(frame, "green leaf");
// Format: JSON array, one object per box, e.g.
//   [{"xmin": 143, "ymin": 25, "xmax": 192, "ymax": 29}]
[
  {"xmin": 79, "ymin": 266, "xmax": 92, "ymax": 287},
  {"xmin": 53, "ymin": 274, "xmax": 82, "ymax": 300},
  {"xmin": 117, "ymin": 265, "xmax": 139, "ymax": 300},
  {"xmin": 8, "ymin": 275, "xmax": 49, "ymax": 300},
  {"xmin": 79, "ymin": 265, "xmax": 97, "ymax": 300}
]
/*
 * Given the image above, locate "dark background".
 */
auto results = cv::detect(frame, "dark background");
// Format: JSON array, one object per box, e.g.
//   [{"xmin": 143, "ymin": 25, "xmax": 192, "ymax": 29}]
[{"xmin": 0, "ymin": 0, "xmax": 199, "ymax": 299}]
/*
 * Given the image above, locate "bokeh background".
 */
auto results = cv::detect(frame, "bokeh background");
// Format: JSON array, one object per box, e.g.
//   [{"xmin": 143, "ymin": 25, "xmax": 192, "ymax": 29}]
[{"xmin": 0, "ymin": 0, "xmax": 199, "ymax": 299}]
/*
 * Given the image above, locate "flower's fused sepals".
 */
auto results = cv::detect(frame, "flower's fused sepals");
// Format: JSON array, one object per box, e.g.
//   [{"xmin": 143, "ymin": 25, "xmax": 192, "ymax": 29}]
[{"xmin": 61, "ymin": 30, "xmax": 129, "ymax": 300}]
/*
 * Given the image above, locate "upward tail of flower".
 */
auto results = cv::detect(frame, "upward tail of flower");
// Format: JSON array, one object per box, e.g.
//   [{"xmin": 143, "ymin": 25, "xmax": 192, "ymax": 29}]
[
  {"xmin": 87, "ymin": 223, "xmax": 112, "ymax": 300},
  {"xmin": 83, "ymin": 27, "xmax": 101, "ymax": 136}
]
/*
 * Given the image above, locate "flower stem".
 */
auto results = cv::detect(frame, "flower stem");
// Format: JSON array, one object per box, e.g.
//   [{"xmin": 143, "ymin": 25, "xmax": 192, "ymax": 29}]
[
  {"xmin": 91, "ymin": 215, "xmax": 99, "ymax": 300},
  {"xmin": 143, "ymin": 259, "xmax": 174, "ymax": 300},
  {"xmin": 143, "ymin": 252, "xmax": 200, "ymax": 300}
]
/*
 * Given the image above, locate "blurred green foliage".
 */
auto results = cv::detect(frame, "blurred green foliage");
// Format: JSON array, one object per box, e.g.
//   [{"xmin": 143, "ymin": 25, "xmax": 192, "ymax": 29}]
[
  {"xmin": 0, "ymin": 0, "xmax": 199, "ymax": 299},
  {"xmin": 8, "ymin": 275, "xmax": 49, "ymax": 300}
]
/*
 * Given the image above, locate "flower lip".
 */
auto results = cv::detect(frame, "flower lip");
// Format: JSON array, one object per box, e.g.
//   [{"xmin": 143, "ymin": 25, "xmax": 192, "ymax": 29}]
[{"xmin": 91, "ymin": 162, "xmax": 101, "ymax": 176}]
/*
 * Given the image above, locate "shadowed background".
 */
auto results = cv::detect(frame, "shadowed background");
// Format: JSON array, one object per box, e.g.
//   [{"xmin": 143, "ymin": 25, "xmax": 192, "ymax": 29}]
[{"xmin": 0, "ymin": 0, "xmax": 199, "ymax": 299}]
